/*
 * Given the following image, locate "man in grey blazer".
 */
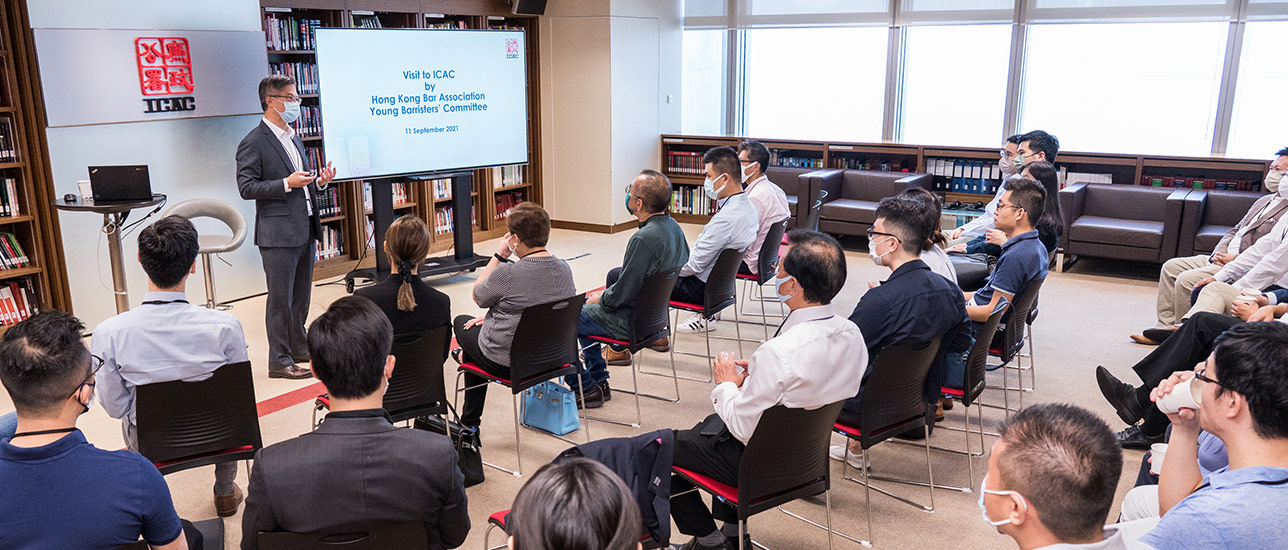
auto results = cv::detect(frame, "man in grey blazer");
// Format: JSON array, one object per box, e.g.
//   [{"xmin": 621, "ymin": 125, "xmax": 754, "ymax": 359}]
[
  {"xmin": 242, "ymin": 297, "xmax": 469, "ymax": 550},
  {"xmin": 236, "ymin": 74, "xmax": 336, "ymax": 379}
]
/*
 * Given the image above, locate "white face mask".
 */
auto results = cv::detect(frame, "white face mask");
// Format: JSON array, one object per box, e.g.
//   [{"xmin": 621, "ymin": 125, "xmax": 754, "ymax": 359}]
[
  {"xmin": 999, "ymin": 149, "xmax": 1015, "ymax": 176},
  {"xmin": 977, "ymin": 473, "xmax": 1027, "ymax": 527},
  {"xmin": 1266, "ymin": 169, "xmax": 1284, "ymax": 194},
  {"xmin": 742, "ymin": 162, "xmax": 759, "ymax": 183},
  {"xmin": 703, "ymin": 174, "xmax": 727, "ymax": 200},
  {"xmin": 869, "ymin": 236, "xmax": 895, "ymax": 267},
  {"xmin": 774, "ymin": 273, "xmax": 794, "ymax": 303}
]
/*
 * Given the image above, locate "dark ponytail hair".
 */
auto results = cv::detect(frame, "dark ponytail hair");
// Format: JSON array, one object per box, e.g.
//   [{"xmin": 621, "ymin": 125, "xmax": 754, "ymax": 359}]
[
  {"xmin": 1021, "ymin": 161, "xmax": 1064, "ymax": 239},
  {"xmin": 898, "ymin": 187, "xmax": 948, "ymax": 249},
  {"xmin": 509, "ymin": 458, "xmax": 643, "ymax": 550},
  {"xmin": 384, "ymin": 215, "xmax": 431, "ymax": 312}
]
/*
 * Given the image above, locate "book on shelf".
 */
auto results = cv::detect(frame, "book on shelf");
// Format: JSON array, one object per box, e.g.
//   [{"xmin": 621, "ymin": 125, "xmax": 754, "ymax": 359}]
[
  {"xmin": 362, "ymin": 181, "xmax": 409, "ymax": 211},
  {"xmin": 492, "ymin": 165, "xmax": 524, "ymax": 188},
  {"xmin": 494, "ymin": 191, "xmax": 526, "ymax": 220},
  {"xmin": 832, "ymin": 157, "xmax": 911, "ymax": 172},
  {"xmin": 769, "ymin": 151, "xmax": 823, "ymax": 168},
  {"xmin": 289, "ymin": 105, "xmax": 322, "ymax": 138},
  {"xmin": 264, "ymin": 13, "xmax": 321, "ymax": 51},
  {"xmin": 0, "ymin": 118, "xmax": 17, "ymax": 163},
  {"xmin": 666, "ymin": 150, "xmax": 704, "ymax": 176},
  {"xmin": 365, "ymin": 217, "xmax": 375, "ymax": 249},
  {"xmin": 305, "ymin": 147, "xmax": 324, "ymax": 173},
  {"xmin": 0, "ymin": 232, "xmax": 30, "ymax": 270},
  {"xmin": 430, "ymin": 178, "xmax": 453, "ymax": 200},
  {"xmin": 353, "ymin": 14, "xmax": 383, "ymax": 28},
  {"xmin": 1058, "ymin": 169, "xmax": 1113, "ymax": 188},
  {"xmin": 0, "ymin": 277, "xmax": 38, "ymax": 326},
  {"xmin": 670, "ymin": 186, "xmax": 716, "ymax": 216},
  {"xmin": 315, "ymin": 225, "xmax": 344, "ymax": 260},
  {"xmin": 433, "ymin": 205, "xmax": 477, "ymax": 234},
  {"xmin": 314, "ymin": 186, "xmax": 342, "ymax": 218},
  {"xmin": 425, "ymin": 19, "xmax": 470, "ymax": 30},
  {"xmin": 269, "ymin": 61, "xmax": 318, "ymax": 94},
  {"xmin": 1137, "ymin": 174, "xmax": 1260, "ymax": 192},
  {"xmin": 926, "ymin": 158, "xmax": 1004, "ymax": 195},
  {"xmin": 0, "ymin": 178, "xmax": 19, "ymax": 217}
]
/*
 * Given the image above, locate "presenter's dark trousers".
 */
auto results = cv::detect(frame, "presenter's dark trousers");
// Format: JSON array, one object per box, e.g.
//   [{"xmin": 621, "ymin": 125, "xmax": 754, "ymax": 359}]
[
  {"xmin": 259, "ymin": 241, "xmax": 315, "ymax": 372},
  {"xmin": 670, "ymin": 414, "xmax": 745, "ymax": 537},
  {"xmin": 1131, "ymin": 311, "xmax": 1240, "ymax": 436}
]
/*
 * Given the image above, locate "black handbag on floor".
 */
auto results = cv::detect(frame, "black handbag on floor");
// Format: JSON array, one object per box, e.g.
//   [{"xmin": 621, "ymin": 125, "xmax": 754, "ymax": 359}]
[{"xmin": 414, "ymin": 403, "xmax": 484, "ymax": 487}]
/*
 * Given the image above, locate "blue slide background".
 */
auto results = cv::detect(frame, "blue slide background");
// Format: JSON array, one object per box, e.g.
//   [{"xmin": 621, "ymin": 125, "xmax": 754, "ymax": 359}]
[{"xmin": 315, "ymin": 28, "xmax": 528, "ymax": 181}]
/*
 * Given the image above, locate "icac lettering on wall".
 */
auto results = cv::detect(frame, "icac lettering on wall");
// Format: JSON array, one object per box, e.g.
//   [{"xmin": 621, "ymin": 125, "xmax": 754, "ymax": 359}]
[{"xmin": 135, "ymin": 37, "xmax": 196, "ymax": 114}]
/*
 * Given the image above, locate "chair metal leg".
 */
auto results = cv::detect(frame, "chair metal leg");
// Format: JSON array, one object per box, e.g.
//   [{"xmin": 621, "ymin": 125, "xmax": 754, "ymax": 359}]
[
  {"xmin": 657, "ymin": 309, "xmax": 715, "ymax": 383},
  {"xmin": 777, "ymin": 491, "xmax": 870, "ymax": 547},
  {"xmin": 863, "ymin": 454, "xmax": 874, "ymax": 545},
  {"xmin": 845, "ymin": 445, "xmax": 936, "ymax": 512},
  {"xmin": 587, "ymin": 354, "xmax": 645, "ymax": 428},
  {"xmin": 483, "ymin": 524, "xmax": 506, "ymax": 550},
  {"xmin": 733, "ymin": 304, "xmax": 745, "ymax": 357},
  {"xmin": 760, "ymin": 284, "xmax": 770, "ymax": 341}
]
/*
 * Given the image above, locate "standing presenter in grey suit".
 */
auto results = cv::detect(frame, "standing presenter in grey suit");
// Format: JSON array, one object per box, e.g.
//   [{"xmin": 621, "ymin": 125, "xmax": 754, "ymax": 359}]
[{"xmin": 236, "ymin": 75, "xmax": 336, "ymax": 379}]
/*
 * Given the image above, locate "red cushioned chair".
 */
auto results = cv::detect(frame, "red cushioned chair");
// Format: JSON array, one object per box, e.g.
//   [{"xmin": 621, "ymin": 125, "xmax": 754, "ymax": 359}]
[
  {"xmin": 673, "ymin": 402, "xmax": 847, "ymax": 550},
  {"xmin": 258, "ymin": 521, "xmax": 428, "ymax": 550},
  {"xmin": 983, "ymin": 276, "xmax": 1045, "ymax": 417},
  {"xmin": 580, "ymin": 268, "xmax": 681, "ymax": 428},
  {"xmin": 662, "ymin": 248, "xmax": 746, "ymax": 383},
  {"xmin": 452, "ymin": 294, "xmax": 588, "ymax": 477},
  {"xmin": 312, "ymin": 326, "xmax": 453, "ymax": 431},
  {"xmin": 135, "ymin": 361, "xmax": 262, "ymax": 476},
  {"xmin": 935, "ymin": 307, "xmax": 1006, "ymax": 493},
  {"xmin": 735, "ymin": 217, "xmax": 790, "ymax": 342}
]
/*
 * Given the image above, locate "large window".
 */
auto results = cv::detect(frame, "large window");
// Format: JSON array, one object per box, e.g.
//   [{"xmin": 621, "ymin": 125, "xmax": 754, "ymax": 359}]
[
  {"xmin": 899, "ymin": 25, "xmax": 1012, "ymax": 146},
  {"xmin": 742, "ymin": 27, "xmax": 888, "ymax": 141},
  {"xmin": 1019, "ymin": 22, "xmax": 1227, "ymax": 155},
  {"xmin": 1226, "ymin": 21, "xmax": 1288, "ymax": 158},
  {"xmin": 681, "ymin": 30, "xmax": 727, "ymax": 136}
]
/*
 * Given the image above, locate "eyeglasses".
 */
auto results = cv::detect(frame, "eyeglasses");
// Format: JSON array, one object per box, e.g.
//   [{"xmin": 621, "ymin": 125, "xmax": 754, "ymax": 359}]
[
  {"xmin": 1193, "ymin": 366, "xmax": 1230, "ymax": 391},
  {"xmin": 996, "ymin": 203, "xmax": 1024, "ymax": 213},
  {"xmin": 866, "ymin": 228, "xmax": 900, "ymax": 241},
  {"xmin": 270, "ymin": 94, "xmax": 302, "ymax": 103},
  {"xmin": 738, "ymin": 157, "xmax": 753, "ymax": 164},
  {"xmin": 999, "ymin": 149, "xmax": 1015, "ymax": 159},
  {"xmin": 69, "ymin": 354, "xmax": 104, "ymax": 399}
]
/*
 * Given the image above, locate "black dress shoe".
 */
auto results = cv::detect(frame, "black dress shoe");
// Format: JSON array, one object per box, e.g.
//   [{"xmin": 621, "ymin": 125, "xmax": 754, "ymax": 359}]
[
  {"xmin": 1141, "ymin": 328, "xmax": 1176, "ymax": 344},
  {"xmin": 725, "ymin": 533, "xmax": 752, "ymax": 550},
  {"xmin": 1116, "ymin": 425, "xmax": 1165, "ymax": 450},
  {"xmin": 574, "ymin": 383, "xmax": 605, "ymax": 409},
  {"xmin": 1096, "ymin": 366, "xmax": 1144, "ymax": 425},
  {"xmin": 292, "ymin": 352, "xmax": 311, "ymax": 364},
  {"xmin": 672, "ymin": 538, "xmax": 728, "ymax": 550},
  {"xmin": 269, "ymin": 365, "xmax": 313, "ymax": 380},
  {"xmin": 598, "ymin": 379, "xmax": 613, "ymax": 401}
]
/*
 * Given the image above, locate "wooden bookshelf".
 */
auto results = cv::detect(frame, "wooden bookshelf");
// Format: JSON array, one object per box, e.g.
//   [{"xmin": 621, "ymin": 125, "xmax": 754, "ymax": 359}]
[
  {"xmin": 661, "ymin": 134, "xmax": 1272, "ymax": 223},
  {"xmin": 260, "ymin": 1, "xmax": 543, "ymax": 280}
]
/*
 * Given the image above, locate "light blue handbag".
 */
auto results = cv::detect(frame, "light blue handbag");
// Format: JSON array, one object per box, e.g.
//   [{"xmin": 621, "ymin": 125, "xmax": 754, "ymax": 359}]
[{"xmin": 521, "ymin": 381, "xmax": 581, "ymax": 435}]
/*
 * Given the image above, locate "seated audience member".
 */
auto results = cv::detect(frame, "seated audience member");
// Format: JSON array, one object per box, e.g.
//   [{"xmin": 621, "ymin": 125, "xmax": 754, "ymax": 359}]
[
  {"xmin": 982, "ymin": 403, "xmax": 1153, "ymax": 550},
  {"xmin": 736, "ymin": 139, "xmax": 790, "ymax": 276},
  {"xmin": 455, "ymin": 202, "xmax": 576, "ymax": 422},
  {"xmin": 0, "ymin": 311, "xmax": 196, "ymax": 550},
  {"xmin": 949, "ymin": 134, "xmax": 1025, "ymax": 246},
  {"xmin": 674, "ymin": 146, "xmax": 758, "ymax": 334},
  {"xmin": 567, "ymin": 170, "xmax": 688, "ymax": 404},
  {"xmin": 951, "ymin": 131, "xmax": 1058, "ymax": 250},
  {"xmin": 354, "ymin": 214, "xmax": 450, "ymax": 335},
  {"xmin": 93, "ymin": 215, "xmax": 250, "ymax": 517},
  {"xmin": 507, "ymin": 457, "xmax": 644, "ymax": 550},
  {"xmin": 899, "ymin": 187, "xmax": 959, "ymax": 282},
  {"xmin": 1120, "ymin": 428, "xmax": 1228, "ymax": 522},
  {"xmin": 1132, "ymin": 148, "xmax": 1288, "ymax": 346},
  {"xmin": 670, "ymin": 230, "xmax": 867, "ymax": 550},
  {"xmin": 1139, "ymin": 322, "xmax": 1288, "ymax": 549},
  {"xmin": 836, "ymin": 197, "xmax": 969, "ymax": 463},
  {"xmin": 1172, "ymin": 199, "xmax": 1288, "ymax": 330},
  {"xmin": 243, "ymin": 297, "xmax": 468, "ymax": 550},
  {"xmin": 975, "ymin": 160, "xmax": 1062, "ymax": 255}
]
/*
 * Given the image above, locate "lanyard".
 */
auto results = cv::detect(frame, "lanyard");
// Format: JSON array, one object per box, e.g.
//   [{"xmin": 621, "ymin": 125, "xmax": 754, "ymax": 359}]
[
  {"xmin": 774, "ymin": 310, "xmax": 835, "ymax": 337},
  {"xmin": 141, "ymin": 299, "xmax": 189, "ymax": 305},
  {"xmin": 11, "ymin": 427, "xmax": 77, "ymax": 438}
]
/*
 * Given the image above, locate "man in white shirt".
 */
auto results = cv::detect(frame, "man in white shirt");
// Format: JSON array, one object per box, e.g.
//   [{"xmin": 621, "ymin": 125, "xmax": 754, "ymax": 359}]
[
  {"xmin": 735, "ymin": 139, "xmax": 790, "ymax": 277},
  {"xmin": 949, "ymin": 134, "xmax": 1024, "ymax": 245},
  {"xmin": 669, "ymin": 229, "xmax": 867, "ymax": 550},
  {"xmin": 1131, "ymin": 148, "xmax": 1288, "ymax": 346},
  {"xmin": 1181, "ymin": 193, "xmax": 1288, "ymax": 325}
]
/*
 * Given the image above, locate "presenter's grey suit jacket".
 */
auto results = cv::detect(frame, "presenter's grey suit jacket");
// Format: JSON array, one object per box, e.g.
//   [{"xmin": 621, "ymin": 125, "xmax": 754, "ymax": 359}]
[{"xmin": 240, "ymin": 413, "xmax": 471, "ymax": 550}]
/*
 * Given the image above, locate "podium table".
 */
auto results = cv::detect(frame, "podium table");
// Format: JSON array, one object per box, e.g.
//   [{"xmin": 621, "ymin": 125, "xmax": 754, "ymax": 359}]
[{"xmin": 54, "ymin": 194, "xmax": 166, "ymax": 313}]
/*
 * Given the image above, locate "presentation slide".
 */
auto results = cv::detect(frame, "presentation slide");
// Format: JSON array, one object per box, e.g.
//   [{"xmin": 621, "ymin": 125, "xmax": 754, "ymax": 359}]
[{"xmin": 315, "ymin": 28, "xmax": 529, "ymax": 181}]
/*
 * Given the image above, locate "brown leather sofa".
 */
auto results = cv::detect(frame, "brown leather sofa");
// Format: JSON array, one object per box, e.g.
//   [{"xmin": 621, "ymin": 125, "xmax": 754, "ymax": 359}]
[
  {"xmin": 811, "ymin": 170, "xmax": 933, "ymax": 238},
  {"xmin": 765, "ymin": 166, "xmax": 818, "ymax": 228},
  {"xmin": 1178, "ymin": 190, "xmax": 1264, "ymax": 257},
  {"xmin": 1059, "ymin": 183, "xmax": 1188, "ymax": 264}
]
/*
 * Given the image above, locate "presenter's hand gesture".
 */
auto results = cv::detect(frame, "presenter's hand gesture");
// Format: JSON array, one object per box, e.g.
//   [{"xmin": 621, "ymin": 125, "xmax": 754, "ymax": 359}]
[
  {"xmin": 286, "ymin": 171, "xmax": 314, "ymax": 188},
  {"xmin": 317, "ymin": 162, "xmax": 336, "ymax": 186}
]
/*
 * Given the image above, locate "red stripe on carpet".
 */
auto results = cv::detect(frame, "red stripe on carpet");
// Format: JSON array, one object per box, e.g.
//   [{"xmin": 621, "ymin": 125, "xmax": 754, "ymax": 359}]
[{"xmin": 256, "ymin": 382, "xmax": 326, "ymax": 417}]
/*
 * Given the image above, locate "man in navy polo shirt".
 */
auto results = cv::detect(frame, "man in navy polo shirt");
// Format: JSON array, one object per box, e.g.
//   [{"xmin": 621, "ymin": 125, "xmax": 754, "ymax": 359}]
[
  {"xmin": 946, "ymin": 177, "xmax": 1049, "ymax": 389},
  {"xmin": 0, "ymin": 311, "xmax": 194, "ymax": 550}
]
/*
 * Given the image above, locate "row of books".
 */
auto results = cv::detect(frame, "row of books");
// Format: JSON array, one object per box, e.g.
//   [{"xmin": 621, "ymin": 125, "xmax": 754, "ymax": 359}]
[
  {"xmin": 1063, "ymin": 171, "xmax": 1113, "ymax": 187},
  {"xmin": 494, "ymin": 191, "xmax": 526, "ymax": 221},
  {"xmin": 270, "ymin": 62, "xmax": 318, "ymax": 95},
  {"xmin": 433, "ymin": 206, "xmax": 478, "ymax": 235},
  {"xmin": 1138, "ymin": 175, "xmax": 1261, "ymax": 192},
  {"xmin": 290, "ymin": 105, "xmax": 322, "ymax": 138},
  {"xmin": 671, "ymin": 186, "xmax": 718, "ymax": 216},
  {"xmin": 315, "ymin": 186, "xmax": 342, "ymax": 219},
  {"xmin": 833, "ymin": 157, "xmax": 913, "ymax": 172},
  {"xmin": 430, "ymin": 178, "xmax": 462, "ymax": 201},
  {"xmin": 0, "ymin": 233, "xmax": 30, "ymax": 269},
  {"xmin": 926, "ymin": 158, "xmax": 1006, "ymax": 195},
  {"xmin": 770, "ymin": 151, "xmax": 824, "ymax": 168},
  {"xmin": 0, "ymin": 178, "xmax": 20, "ymax": 217},
  {"xmin": 305, "ymin": 146, "xmax": 324, "ymax": 174},
  {"xmin": 361, "ymin": 181, "xmax": 411, "ymax": 211},
  {"xmin": 666, "ymin": 150, "xmax": 704, "ymax": 175},
  {"xmin": 426, "ymin": 20, "xmax": 470, "ymax": 30},
  {"xmin": 316, "ymin": 226, "xmax": 344, "ymax": 260},
  {"xmin": 492, "ymin": 165, "xmax": 524, "ymax": 188},
  {"xmin": 353, "ymin": 14, "xmax": 384, "ymax": 28},
  {"xmin": 264, "ymin": 14, "xmax": 322, "ymax": 51},
  {"xmin": 0, "ymin": 118, "xmax": 17, "ymax": 163},
  {"xmin": 0, "ymin": 278, "xmax": 37, "ymax": 327}
]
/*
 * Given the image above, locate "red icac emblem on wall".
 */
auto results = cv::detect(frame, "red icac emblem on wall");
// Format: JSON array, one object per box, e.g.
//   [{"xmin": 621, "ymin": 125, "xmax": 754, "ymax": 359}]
[{"xmin": 135, "ymin": 37, "xmax": 194, "ymax": 96}]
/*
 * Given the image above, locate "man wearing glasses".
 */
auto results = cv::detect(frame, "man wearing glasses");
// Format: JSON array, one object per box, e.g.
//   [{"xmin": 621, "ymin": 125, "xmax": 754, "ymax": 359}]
[
  {"xmin": 1140, "ymin": 321, "xmax": 1288, "ymax": 549},
  {"xmin": 947, "ymin": 133, "xmax": 1025, "ymax": 246},
  {"xmin": 963, "ymin": 177, "xmax": 1049, "ymax": 324},
  {"xmin": 0, "ymin": 311, "xmax": 197, "ymax": 549},
  {"xmin": 93, "ymin": 216, "xmax": 251, "ymax": 518},
  {"xmin": 236, "ymin": 74, "xmax": 337, "ymax": 380}
]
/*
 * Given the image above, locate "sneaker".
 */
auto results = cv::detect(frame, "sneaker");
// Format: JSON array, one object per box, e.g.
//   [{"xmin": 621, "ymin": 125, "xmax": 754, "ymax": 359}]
[
  {"xmin": 677, "ymin": 314, "xmax": 714, "ymax": 334},
  {"xmin": 828, "ymin": 444, "xmax": 865, "ymax": 470}
]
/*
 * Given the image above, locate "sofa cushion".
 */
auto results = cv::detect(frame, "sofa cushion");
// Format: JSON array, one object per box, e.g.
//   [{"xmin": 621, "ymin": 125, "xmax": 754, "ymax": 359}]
[
  {"xmin": 1194, "ymin": 224, "xmax": 1231, "ymax": 254},
  {"xmin": 766, "ymin": 167, "xmax": 812, "ymax": 196},
  {"xmin": 1203, "ymin": 191, "xmax": 1263, "ymax": 227},
  {"xmin": 841, "ymin": 171, "xmax": 911, "ymax": 202},
  {"xmin": 1084, "ymin": 185, "xmax": 1171, "ymax": 222},
  {"xmin": 1069, "ymin": 215, "xmax": 1164, "ymax": 249},
  {"xmin": 820, "ymin": 198, "xmax": 878, "ymax": 225}
]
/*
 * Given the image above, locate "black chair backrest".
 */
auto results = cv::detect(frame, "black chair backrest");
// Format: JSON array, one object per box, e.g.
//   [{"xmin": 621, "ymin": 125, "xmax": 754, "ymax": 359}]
[
  {"xmin": 135, "ymin": 361, "xmax": 262, "ymax": 471},
  {"xmin": 629, "ymin": 269, "xmax": 679, "ymax": 353},
  {"xmin": 998, "ymin": 277, "xmax": 1045, "ymax": 361},
  {"xmin": 963, "ymin": 308, "xmax": 1007, "ymax": 407},
  {"xmin": 702, "ymin": 248, "xmax": 745, "ymax": 317},
  {"xmin": 259, "ymin": 521, "xmax": 428, "ymax": 550},
  {"xmin": 856, "ymin": 338, "xmax": 942, "ymax": 447},
  {"xmin": 384, "ymin": 325, "xmax": 452, "ymax": 422},
  {"xmin": 752, "ymin": 218, "xmax": 790, "ymax": 284},
  {"xmin": 738, "ymin": 401, "xmax": 846, "ymax": 518},
  {"xmin": 508, "ymin": 293, "xmax": 586, "ymax": 392}
]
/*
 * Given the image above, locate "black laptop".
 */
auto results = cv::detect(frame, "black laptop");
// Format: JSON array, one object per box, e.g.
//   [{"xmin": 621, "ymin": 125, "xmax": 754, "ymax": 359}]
[{"xmin": 89, "ymin": 165, "xmax": 152, "ymax": 203}]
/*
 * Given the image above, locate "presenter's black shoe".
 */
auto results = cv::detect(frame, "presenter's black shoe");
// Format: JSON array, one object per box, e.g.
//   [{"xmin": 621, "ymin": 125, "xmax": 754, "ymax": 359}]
[
  {"xmin": 1096, "ymin": 366, "xmax": 1144, "ymax": 425},
  {"xmin": 598, "ymin": 379, "xmax": 613, "ymax": 401},
  {"xmin": 672, "ymin": 538, "xmax": 728, "ymax": 550},
  {"xmin": 1116, "ymin": 425, "xmax": 1165, "ymax": 450},
  {"xmin": 292, "ymin": 352, "xmax": 311, "ymax": 364},
  {"xmin": 269, "ymin": 365, "xmax": 313, "ymax": 380}
]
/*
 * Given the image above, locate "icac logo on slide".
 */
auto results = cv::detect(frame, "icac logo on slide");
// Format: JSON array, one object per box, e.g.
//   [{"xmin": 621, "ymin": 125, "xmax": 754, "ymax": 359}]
[
  {"xmin": 505, "ymin": 38, "xmax": 520, "ymax": 60},
  {"xmin": 135, "ymin": 37, "xmax": 197, "ymax": 114}
]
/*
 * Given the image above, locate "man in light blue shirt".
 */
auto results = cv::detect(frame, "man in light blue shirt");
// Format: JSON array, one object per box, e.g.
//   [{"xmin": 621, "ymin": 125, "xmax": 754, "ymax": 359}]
[
  {"xmin": 675, "ymin": 146, "xmax": 758, "ymax": 333},
  {"xmin": 94, "ymin": 215, "xmax": 250, "ymax": 518},
  {"xmin": 1141, "ymin": 322, "xmax": 1288, "ymax": 549}
]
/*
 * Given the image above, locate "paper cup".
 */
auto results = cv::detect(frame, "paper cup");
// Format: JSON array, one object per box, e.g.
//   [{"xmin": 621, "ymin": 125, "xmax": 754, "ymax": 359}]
[
  {"xmin": 1156, "ymin": 378, "xmax": 1202, "ymax": 414},
  {"xmin": 1150, "ymin": 443, "xmax": 1168, "ymax": 475},
  {"xmin": 1236, "ymin": 288, "xmax": 1262, "ymax": 302},
  {"xmin": 76, "ymin": 180, "xmax": 91, "ymax": 200}
]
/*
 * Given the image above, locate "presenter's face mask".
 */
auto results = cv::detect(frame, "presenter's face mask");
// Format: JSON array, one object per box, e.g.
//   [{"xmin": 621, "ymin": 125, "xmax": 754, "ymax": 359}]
[
  {"xmin": 1266, "ymin": 170, "xmax": 1284, "ymax": 194},
  {"xmin": 275, "ymin": 96, "xmax": 302, "ymax": 124},
  {"xmin": 703, "ymin": 173, "xmax": 727, "ymax": 200}
]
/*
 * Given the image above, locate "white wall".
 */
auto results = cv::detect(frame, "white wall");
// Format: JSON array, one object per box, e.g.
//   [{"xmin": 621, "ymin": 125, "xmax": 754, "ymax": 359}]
[{"xmin": 29, "ymin": 0, "xmax": 268, "ymax": 328}]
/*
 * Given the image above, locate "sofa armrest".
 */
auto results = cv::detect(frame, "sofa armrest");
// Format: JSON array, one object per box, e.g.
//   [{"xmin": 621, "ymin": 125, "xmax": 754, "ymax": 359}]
[
  {"xmin": 1059, "ymin": 183, "xmax": 1088, "ymax": 251},
  {"xmin": 896, "ymin": 173, "xmax": 932, "ymax": 190},
  {"xmin": 801, "ymin": 169, "xmax": 842, "ymax": 230},
  {"xmin": 1178, "ymin": 190, "xmax": 1208, "ymax": 258},
  {"xmin": 1160, "ymin": 189, "xmax": 1190, "ymax": 262}
]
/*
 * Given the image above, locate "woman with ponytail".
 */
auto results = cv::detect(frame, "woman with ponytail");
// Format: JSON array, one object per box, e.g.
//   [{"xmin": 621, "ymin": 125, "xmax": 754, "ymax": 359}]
[{"xmin": 353, "ymin": 214, "xmax": 451, "ymax": 335}]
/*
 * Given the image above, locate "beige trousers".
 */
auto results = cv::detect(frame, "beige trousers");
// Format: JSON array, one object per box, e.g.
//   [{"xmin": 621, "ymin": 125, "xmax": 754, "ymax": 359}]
[
  {"xmin": 1184, "ymin": 280, "xmax": 1243, "ymax": 321},
  {"xmin": 1156, "ymin": 255, "xmax": 1220, "ymax": 327}
]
